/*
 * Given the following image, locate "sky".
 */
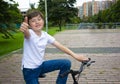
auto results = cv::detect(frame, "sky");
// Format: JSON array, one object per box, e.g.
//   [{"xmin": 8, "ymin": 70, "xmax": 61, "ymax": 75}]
[{"xmin": 10, "ymin": 0, "xmax": 105, "ymax": 11}]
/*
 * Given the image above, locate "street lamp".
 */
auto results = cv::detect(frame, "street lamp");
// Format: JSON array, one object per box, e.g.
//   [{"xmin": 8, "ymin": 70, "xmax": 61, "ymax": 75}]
[{"xmin": 45, "ymin": 0, "xmax": 48, "ymax": 32}]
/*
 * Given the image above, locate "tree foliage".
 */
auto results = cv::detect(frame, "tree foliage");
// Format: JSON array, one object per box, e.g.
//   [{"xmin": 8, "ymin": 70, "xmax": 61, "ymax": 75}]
[
  {"xmin": 88, "ymin": 0, "xmax": 120, "ymax": 23},
  {"xmin": 38, "ymin": 0, "xmax": 78, "ymax": 31},
  {"xmin": 0, "ymin": 0, "xmax": 22, "ymax": 39}
]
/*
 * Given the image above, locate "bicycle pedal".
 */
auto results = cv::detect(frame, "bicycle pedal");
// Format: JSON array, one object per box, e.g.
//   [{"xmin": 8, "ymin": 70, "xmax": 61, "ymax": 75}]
[{"xmin": 39, "ymin": 74, "xmax": 46, "ymax": 78}]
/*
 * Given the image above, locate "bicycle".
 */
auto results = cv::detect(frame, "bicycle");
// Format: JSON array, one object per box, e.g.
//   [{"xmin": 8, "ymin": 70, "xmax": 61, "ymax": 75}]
[
  {"xmin": 39, "ymin": 58, "xmax": 95, "ymax": 84},
  {"xmin": 60, "ymin": 58, "xmax": 95, "ymax": 84}
]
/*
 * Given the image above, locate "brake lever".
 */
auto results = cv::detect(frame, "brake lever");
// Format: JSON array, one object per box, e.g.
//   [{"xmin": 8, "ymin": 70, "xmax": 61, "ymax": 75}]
[{"xmin": 82, "ymin": 58, "xmax": 95, "ymax": 67}]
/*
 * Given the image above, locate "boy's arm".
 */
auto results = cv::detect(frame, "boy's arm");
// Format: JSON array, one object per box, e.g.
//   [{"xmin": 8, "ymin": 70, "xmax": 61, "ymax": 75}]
[
  {"xmin": 52, "ymin": 40, "xmax": 88, "ymax": 62},
  {"xmin": 19, "ymin": 17, "xmax": 30, "ymax": 39}
]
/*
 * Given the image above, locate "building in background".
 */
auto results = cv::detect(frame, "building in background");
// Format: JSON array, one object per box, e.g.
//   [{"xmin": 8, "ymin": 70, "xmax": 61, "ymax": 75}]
[
  {"xmin": 77, "ymin": 0, "xmax": 112, "ymax": 19},
  {"xmin": 77, "ymin": 6, "xmax": 83, "ymax": 19},
  {"xmin": 112, "ymin": 0, "xmax": 117, "ymax": 3},
  {"xmin": 92, "ymin": 1, "xmax": 100, "ymax": 15}
]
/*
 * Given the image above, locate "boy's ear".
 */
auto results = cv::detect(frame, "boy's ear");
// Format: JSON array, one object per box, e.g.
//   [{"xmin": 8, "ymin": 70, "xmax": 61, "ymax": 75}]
[{"xmin": 24, "ymin": 17, "xmax": 28, "ymax": 23}]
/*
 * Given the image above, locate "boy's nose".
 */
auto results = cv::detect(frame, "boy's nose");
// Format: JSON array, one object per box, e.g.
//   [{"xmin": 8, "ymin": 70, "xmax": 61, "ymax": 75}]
[{"xmin": 35, "ymin": 20, "xmax": 39, "ymax": 23}]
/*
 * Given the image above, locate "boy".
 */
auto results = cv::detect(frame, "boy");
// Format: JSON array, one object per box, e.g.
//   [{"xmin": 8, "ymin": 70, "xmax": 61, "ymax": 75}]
[{"xmin": 20, "ymin": 10, "xmax": 88, "ymax": 84}]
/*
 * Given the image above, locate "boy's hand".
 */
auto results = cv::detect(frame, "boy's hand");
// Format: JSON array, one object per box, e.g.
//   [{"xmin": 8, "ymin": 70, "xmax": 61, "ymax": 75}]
[
  {"xmin": 74, "ymin": 54, "xmax": 89, "ymax": 62},
  {"xmin": 19, "ymin": 17, "xmax": 29, "ymax": 33},
  {"xmin": 24, "ymin": 16, "xmax": 28, "ymax": 23}
]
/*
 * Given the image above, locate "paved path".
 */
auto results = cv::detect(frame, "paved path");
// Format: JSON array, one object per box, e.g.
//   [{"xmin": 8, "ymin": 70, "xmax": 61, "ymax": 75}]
[{"xmin": 0, "ymin": 29, "xmax": 120, "ymax": 84}]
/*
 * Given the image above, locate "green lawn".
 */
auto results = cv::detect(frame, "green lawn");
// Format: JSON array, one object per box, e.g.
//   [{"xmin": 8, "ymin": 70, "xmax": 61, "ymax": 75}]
[
  {"xmin": 0, "ymin": 32, "xmax": 24, "ymax": 56},
  {"xmin": 47, "ymin": 26, "xmax": 65, "ymax": 35},
  {"xmin": 0, "ymin": 27, "xmax": 65, "ymax": 56}
]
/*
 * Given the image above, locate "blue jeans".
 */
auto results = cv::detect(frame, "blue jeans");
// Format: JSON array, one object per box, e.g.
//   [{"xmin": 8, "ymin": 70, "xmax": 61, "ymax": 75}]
[{"xmin": 22, "ymin": 59, "xmax": 71, "ymax": 84}]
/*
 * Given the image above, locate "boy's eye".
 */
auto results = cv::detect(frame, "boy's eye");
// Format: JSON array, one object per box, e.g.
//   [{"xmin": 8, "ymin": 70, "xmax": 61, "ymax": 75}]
[
  {"xmin": 30, "ymin": 19, "xmax": 36, "ymax": 22},
  {"xmin": 31, "ymin": 20, "xmax": 35, "ymax": 22},
  {"xmin": 30, "ymin": 18, "xmax": 42, "ymax": 22},
  {"xmin": 38, "ymin": 18, "xmax": 42, "ymax": 21}
]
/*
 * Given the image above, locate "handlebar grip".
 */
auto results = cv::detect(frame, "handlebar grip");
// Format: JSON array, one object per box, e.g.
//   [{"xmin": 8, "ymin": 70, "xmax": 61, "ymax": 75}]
[
  {"xmin": 82, "ymin": 58, "xmax": 91, "ymax": 64},
  {"xmin": 60, "ymin": 70, "xmax": 70, "ymax": 78},
  {"xmin": 82, "ymin": 58, "xmax": 95, "ymax": 66},
  {"xmin": 86, "ymin": 60, "xmax": 95, "ymax": 66}
]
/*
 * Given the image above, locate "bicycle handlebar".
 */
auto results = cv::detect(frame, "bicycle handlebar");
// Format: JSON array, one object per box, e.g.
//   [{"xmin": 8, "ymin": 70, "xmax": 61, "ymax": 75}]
[
  {"xmin": 79, "ymin": 58, "xmax": 95, "ymax": 73},
  {"xmin": 60, "ymin": 58, "xmax": 95, "ymax": 78}
]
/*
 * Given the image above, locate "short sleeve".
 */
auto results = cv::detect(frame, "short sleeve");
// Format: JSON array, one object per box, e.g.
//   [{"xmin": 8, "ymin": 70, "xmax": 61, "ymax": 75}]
[{"xmin": 45, "ymin": 32, "xmax": 55, "ymax": 44}]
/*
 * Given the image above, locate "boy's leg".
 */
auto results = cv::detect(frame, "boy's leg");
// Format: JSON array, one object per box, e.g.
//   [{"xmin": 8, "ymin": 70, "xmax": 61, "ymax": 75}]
[
  {"xmin": 41, "ymin": 59, "xmax": 71, "ymax": 84},
  {"xmin": 22, "ymin": 68, "xmax": 39, "ymax": 84},
  {"xmin": 25, "ymin": 79, "xmax": 39, "ymax": 84}
]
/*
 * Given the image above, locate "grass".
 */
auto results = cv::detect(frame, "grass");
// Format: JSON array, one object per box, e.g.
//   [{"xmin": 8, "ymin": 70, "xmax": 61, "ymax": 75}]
[
  {"xmin": 0, "ymin": 31, "xmax": 24, "ymax": 56},
  {"xmin": 44, "ymin": 26, "xmax": 65, "ymax": 35},
  {"xmin": 0, "ymin": 26, "xmax": 65, "ymax": 56}
]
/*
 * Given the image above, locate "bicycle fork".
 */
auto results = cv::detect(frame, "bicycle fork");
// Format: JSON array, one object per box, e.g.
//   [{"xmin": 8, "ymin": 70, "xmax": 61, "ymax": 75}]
[{"xmin": 70, "ymin": 70, "xmax": 79, "ymax": 84}]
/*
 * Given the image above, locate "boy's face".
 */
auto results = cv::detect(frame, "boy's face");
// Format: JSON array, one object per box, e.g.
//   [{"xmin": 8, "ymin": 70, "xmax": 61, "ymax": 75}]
[{"xmin": 29, "ymin": 15, "xmax": 44, "ymax": 31}]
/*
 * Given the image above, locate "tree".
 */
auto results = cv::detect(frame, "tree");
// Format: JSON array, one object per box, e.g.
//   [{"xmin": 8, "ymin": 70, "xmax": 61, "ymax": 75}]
[
  {"xmin": 0, "ymin": 0, "xmax": 22, "ymax": 39},
  {"xmin": 38, "ymin": 0, "xmax": 78, "ymax": 31},
  {"xmin": 30, "ymin": 3, "xmax": 36, "ymax": 9},
  {"xmin": 89, "ymin": 0, "xmax": 120, "ymax": 23},
  {"xmin": 110, "ymin": 0, "xmax": 120, "ymax": 22}
]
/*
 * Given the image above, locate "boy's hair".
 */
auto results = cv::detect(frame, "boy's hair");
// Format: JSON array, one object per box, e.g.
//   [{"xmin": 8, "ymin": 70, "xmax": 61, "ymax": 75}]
[{"xmin": 26, "ymin": 10, "xmax": 44, "ymax": 23}]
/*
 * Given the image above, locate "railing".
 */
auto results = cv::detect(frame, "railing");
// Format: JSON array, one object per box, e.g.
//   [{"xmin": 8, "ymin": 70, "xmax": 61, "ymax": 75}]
[
  {"xmin": 66, "ymin": 22, "xmax": 120, "ymax": 29},
  {"xmin": 0, "ymin": 23, "xmax": 21, "ymax": 29}
]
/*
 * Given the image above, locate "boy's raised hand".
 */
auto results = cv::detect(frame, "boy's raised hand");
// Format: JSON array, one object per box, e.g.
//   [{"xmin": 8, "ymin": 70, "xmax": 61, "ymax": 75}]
[
  {"xmin": 19, "ymin": 17, "xmax": 29, "ymax": 33},
  {"xmin": 24, "ymin": 17, "xmax": 28, "ymax": 23}
]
